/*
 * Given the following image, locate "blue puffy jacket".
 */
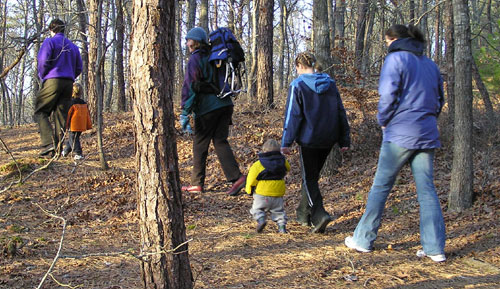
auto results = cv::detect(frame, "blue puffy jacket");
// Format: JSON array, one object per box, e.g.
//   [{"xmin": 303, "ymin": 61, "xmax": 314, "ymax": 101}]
[
  {"xmin": 281, "ymin": 73, "xmax": 350, "ymax": 149},
  {"xmin": 378, "ymin": 38, "xmax": 444, "ymax": 149}
]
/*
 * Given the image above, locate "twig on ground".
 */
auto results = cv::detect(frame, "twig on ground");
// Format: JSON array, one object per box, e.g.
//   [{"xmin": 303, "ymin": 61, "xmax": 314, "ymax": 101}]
[
  {"xmin": 49, "ymin": 273, "xmax": 82, "ymax": 289},
  {"xmin": 35, "ymin": 203, "xmax": 67, "ymax": 289},
  {"xmin": 0, "ymin": 136, "xmax": 22, "ymax": 182},
  {"xmin": 60, "ymin": 238, "xmax": 194, "ymax": 262}
]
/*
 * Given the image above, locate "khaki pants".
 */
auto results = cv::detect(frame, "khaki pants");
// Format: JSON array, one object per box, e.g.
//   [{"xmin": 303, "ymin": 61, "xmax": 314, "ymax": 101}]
[{"xmin": 34, "ymin": 78, "xmax": 74, "ymax": 149}]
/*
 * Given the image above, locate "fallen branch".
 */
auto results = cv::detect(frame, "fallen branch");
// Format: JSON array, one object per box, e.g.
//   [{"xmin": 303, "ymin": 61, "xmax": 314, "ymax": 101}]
[{"xmin": 35, "ymin": 203, "xmax": 67, "ymax": 289}]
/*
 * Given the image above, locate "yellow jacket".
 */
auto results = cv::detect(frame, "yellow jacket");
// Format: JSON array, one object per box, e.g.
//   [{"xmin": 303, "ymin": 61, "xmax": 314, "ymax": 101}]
[{"xmin": 245, "ymin": 158, "xmax": 290, "ymax": 197}]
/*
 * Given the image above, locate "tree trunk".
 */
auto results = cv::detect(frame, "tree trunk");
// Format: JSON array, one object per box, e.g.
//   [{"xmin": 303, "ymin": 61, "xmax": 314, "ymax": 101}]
[
  {"xmin": 88, "ymin": 0, "xmax": 109, "ymax": 170},
  {"xmin": 130, "ymin": 0, "xmax": 193, "ymax": 287},
  {"xmin": 334, "ymin": 0, "xmax": 345, "ymax": 48},
  {"xmin": 105, "ymin": 0, "xmax": 117, "ymax": 112},
  {"xmin": 115, "ymin": 0, "xmax": 126, "ymax": 111},
  {"xmin": 213, "ymin": 0, "xmax": 218, "ymax": 29},
  {"xmin": 256, "ymin": 0, "xmax": 273, "ymax": 107},
  {"xmin": 444, "ymin": 0, "xmax": 455, "ymax": 124},
  {"xmin": 313, "ymin": 0, "xmax": 332, "ymax": 76},
  {"xmin": 471, "ymin": 60, "xmax": 495, "ymax": 122},
  {"xmin": 449, "ymin": 0, "xmax": 474, "ymax": 212},
  {"xmin": 434, "ymin": 4, "xmax": 441, "ymax": 65},
  {"xmin": 247, "ymin": 0, "xmax": 259, "ymax": 101},
  {"xmin": 199, "ymin": 0, "xmax": 209, "ymax": 32},
  {"xmin": 277, "ymin": 0, "xmax": 286, "ymax": 92},
  {"xmin": 76, "ymin": 0, "xmax": 89, "ymax": 95},
  {"xmin": 409, "ymin": 0, "xmax": 415, "ymax": 24},
  {"xmin": 354, "ymin": 0, "xmax": 368, "ymax": 74}
]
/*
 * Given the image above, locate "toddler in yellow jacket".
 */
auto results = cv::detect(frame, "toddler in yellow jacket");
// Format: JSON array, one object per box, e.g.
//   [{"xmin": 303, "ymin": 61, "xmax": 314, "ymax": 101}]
[{"xmin": 246, "ymin": 139, "xmax": 291, "ymax": 233}]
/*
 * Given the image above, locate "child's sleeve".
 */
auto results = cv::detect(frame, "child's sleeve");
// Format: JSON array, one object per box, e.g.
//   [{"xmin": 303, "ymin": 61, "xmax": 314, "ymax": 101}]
[
  {"xmin": 245, "ymin": 161, "xmax": 260, "ymax": 195},
  {"xmin": 66, "ymin": 106, "xmax": 75, "ymax": 130}
]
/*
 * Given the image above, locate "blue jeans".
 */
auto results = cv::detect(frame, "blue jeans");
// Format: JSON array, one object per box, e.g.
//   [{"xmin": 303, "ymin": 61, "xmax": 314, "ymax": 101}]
[{"xmin": 352, "ymin": 142, "xmax": 445, "ymax": 255}]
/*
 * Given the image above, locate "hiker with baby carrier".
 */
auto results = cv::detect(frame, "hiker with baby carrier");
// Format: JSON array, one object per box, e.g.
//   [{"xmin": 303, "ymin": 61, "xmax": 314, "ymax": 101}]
[{"xmin": 180, "ymin": 26, "xmax": 246, "ymax": 196}]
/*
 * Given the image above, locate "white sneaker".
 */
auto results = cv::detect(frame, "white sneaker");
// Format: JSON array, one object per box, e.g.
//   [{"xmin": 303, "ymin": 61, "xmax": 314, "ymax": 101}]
[
  {"xmin": 345, "ymin": 236, "xmax": 372, "ymax": 253},
  {"xmin": 74, "ymin": 155, "xmax": 83, "ymax": 160},
  {"xmin": 416, "ymin": 249, "xmax": 446, "ymax": 262}
]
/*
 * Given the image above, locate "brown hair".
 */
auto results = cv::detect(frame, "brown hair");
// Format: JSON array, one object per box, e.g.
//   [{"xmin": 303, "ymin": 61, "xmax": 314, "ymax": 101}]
[
  {"xmin": 295, "ymin": 51, "xmax": 323, "ymax": 72},
  {"xmin": 262, "ymin": 139, "xmax": 280, "ymax": 153},
  {"xmin": 72, "ymin": 83, "xmax": 83, "ymax": 99},
  {"xmin": 49, "ymin": 19, "xmax": 65, "ymax": 34},
  {"xmin": 385, "ymin": 24, "xmax": 425, "ymax": 43}
]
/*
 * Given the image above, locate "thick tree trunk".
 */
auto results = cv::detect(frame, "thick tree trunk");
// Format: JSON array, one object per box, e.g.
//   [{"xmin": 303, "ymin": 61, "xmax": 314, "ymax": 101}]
[
  {"xmin": 116, "ymin": 0, "xmax": 126, "ymax": 111},
  {"xmin": 444, "ymin": 0, "xmax": 455, "ymax": 124},
  {"xmin": 130, "ymin": 1, "xmax": 193, "ymax": 288},
  {"xmin": 449, "ymin": 0, "xmax": 474, "ymax": 212},
  {"xmin": 354, "ymin": 0, "xmax": 368, "ymax": 73},
  {"xmin": 334, "ymin": 0, "xmax": 345, "ymax": 48},
  {"xmin": 313, "ymin": 0, "xmax": 332, "ymax": 76},
  {"xmin": 256, "ymin": 0, "xmax": 273, "ymax": 107}
]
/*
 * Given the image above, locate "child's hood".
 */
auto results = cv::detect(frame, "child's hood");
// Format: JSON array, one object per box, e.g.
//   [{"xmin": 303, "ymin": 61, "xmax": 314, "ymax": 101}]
[{"xmin": 258, "ymin": 151, "xmax": 286, "ymax": 174}]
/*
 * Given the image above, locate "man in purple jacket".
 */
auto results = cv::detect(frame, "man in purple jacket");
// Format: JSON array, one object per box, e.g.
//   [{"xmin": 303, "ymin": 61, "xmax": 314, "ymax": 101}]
[{"xmin": 34, "ymin": 19, "xmax": 82, "ymax": 156}]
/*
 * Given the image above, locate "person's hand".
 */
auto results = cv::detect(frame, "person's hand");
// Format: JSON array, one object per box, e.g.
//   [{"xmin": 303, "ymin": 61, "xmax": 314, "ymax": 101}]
[
  {"xmin": 281, "ymin": 147, "xmax": 291, "ymax": 155},
  {"xmin": 180, "ymin": 114, "xmax": 193, "ymax": 134},
  {"xmin": 340, "ymin": 147, "xmax": 349, "ymax": 152}
]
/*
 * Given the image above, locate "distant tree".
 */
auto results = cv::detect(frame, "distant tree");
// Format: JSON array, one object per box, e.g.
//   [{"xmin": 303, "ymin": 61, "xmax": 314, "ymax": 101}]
[
  {"xmin": 449, "ymin": 0, "xmax": 474, "ymax": 211},
  {"xmin": 116, "ymin": 0, "xmax": 126, "ymax": 111},
  {"xmin": 130, "ymin": 0, "xmax": 193, "ymax": 287}
]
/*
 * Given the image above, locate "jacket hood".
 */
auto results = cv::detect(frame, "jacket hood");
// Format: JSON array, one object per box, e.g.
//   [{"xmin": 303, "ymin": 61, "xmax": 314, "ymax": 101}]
[
  {"xmin": 296, "ymin": 73, "xmax": 333, "ymax": 94},
  {"xmin": 388, "ymin": 38, "xmax": 424, "ymax": 56},
  {"xmin": 257, "ymin": 151, "xmax": 287, "ymax": 180}
]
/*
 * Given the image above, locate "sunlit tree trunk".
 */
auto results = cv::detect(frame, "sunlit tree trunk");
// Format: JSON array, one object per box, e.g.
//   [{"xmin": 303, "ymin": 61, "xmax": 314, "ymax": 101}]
[
  {"xmin": 76, "ymin": 0, "xmax": 89, "ymax": 95},
  {"xmin": 256, "ymin": 0, "xmax": 273, "ymax": 107},
  {"xmin": 199, "ymin": 0, "xmax": 209, "ymax": 32},
  {"xmin": 449, "ymin": 0, "xmax": 474, "ymax": 212},
  {"xmin": 130, "ymin": 0, "xmax": 193, "ymax": 287},
  {"xmin": 247, "ymin": 0, "xmax": 259, "ymax": 100}
]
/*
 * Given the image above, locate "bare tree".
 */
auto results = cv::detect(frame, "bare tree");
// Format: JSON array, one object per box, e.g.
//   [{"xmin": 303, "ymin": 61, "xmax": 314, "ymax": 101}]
[
  {"xmin": 130, "ymin": 0, "xmax": 193, "ymax": 287},
  {"xmin": 116, "ymin": 0, "xmax": 126, "ymax": 111},
  {"xmin": 449, "ymin": 0, "xmax": 474, "ymax": 212},
  {"xmin": 199, "ymin": 0, "xmax": 209, "ymax": 32}
]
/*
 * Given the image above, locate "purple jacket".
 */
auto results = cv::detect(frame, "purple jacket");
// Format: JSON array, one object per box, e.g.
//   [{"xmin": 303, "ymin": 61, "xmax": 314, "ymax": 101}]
[
  {"xmin": 38, "ymin": 33, "xmax": 82, "ymax": 82},
  {"xmin": 378, "ymin": 38, "xmax": 444, "ymax": 149}
]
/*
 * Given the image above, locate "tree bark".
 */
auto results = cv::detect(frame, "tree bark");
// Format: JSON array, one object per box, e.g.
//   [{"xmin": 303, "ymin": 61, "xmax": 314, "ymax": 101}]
[
  {"xmin": 256, "ymin": 0, "xmax": 273, "ymax": 107},
  {"xmin": 75, "ymin": 0, "xmax": 89, "ymax": 96},
  {"xmin": 313, "ymin": 0, "xmax": 332, "ymax": 76},
  {"xmin": 277, "ymin": 0, "xmax": 286, "ymax": 92},
  {"xmin": 115, "ymin": 0, "xmax": 126, "ymax": 111},
  {"xmin": 444, "ymin": 0, "xmax": 455, "ymax": 124},
  {"xmin": 354, "ymin": 0, "xmax": 368, "ymax": 74},
  {"xmin": 434, "ymin": 3, "xmax": 441, "ymax": 65},
  {"xmin": 130, "ymin": 0, "xmax": 193, "ymax": 288},
  {"xmin": 247, "ymin": 0, "xmax": 259, "ymax": 100},
  {"xmin": 199, "ymin": 0, "xmax": 209, "ymax": 32},
  {"xmin": 449, "ymin": 0, "xmax": 474, "ymax": 212},
  {"xmin": 334, "ymin": 0, "xmax": 345, "ymax": 48}
]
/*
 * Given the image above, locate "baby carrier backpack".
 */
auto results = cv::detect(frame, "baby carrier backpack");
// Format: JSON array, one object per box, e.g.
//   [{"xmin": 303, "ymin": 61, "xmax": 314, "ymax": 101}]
[{"xmin": 208, "ymin": 27, "xmax": 246, "ymax": 99}]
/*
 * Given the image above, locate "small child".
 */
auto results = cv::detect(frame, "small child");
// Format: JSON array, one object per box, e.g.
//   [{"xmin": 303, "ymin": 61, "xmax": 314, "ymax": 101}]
[
  {"xmin": 246, "ymin": 139, "xmax": 290, "ymax": 233},
  {"xmin": 62, "ymin": 83, "xmax": 92, "ymax": 160}
]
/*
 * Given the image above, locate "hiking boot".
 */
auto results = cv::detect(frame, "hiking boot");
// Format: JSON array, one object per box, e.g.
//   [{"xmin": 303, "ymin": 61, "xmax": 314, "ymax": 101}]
[
  {"xmin": 344, "ymin": 236, "xmax": 372, "ymax": 253},
  {"xmin": 296, "ymin": 215, "xmax": 311, "ymax": 227},
  {"xmin": 181, "ymin": 185, "xmax": 203, "ymax": 193},
  {"xmin": 256, "ymin": 218, "xmax": 267, "ymax": 233},
  {"xmin": 39, "ymin": 145, "xmax": 55, "ymax": 157},
  {"xmin": 227, "ymin": 175, "xmax": 246, "ymax": 196},
  {"xmin": 312, "ymin": 215, "xmax": 332, "ymax": 233},
  {"xmin": 416, "ymin": 249, "xmax": 446, "ymax": 262},
  {"xmin": 278, "ymin": 224, "xmax": 287, "ymax": 234}
]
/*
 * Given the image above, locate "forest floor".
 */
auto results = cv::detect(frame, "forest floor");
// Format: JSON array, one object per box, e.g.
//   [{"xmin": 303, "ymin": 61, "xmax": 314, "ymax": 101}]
[{"xmin": 0, "ymin": 91, "xmax": 499, "ymax": 289}]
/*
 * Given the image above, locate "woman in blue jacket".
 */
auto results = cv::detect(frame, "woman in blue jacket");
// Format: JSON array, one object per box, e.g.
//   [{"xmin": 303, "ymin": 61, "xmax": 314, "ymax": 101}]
[
  {"xmin": 180, "ymin": 27, "xmax": 245, "ymax": 195},
  {"xmin": 345, "ymin": 25, "xmax": 446, "ymax": 262},
  {"xmin": 281, "ymin": 52, "xmax": 351, "ymax": 233}
]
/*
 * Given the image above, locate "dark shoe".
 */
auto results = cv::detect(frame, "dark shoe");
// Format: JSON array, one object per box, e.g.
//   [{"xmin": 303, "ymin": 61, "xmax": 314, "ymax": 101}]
[
  {"xmin": 278, "ymin": 224, "xmax": 287, "ymax": 234},
  {"xmin": 227, "ymin": 175, "xmax": 246, "ymax": 196},
  {"xmin": 296, "ymin": 215, "xmax": 311, "ymax": 227},
  {"xmin": 312, "ymin": 215, "xmax": 333, "ymax": 234},
  {"xmin": 256, "ymin": 218, "xmax": 267, "ymax": 233},
  {"xmin": 181, "ymin": 185, "xmax": 203, "ymax": 193},
  {"xmin": 39, "ymin": 145, "xmax": 55, "ymax": 157}
]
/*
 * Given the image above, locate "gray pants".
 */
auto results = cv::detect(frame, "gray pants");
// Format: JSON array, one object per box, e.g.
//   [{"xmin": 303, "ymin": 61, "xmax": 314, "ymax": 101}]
[{"xmin": 250, "ymin": 194, "xmax": 288, "ymax": 225}]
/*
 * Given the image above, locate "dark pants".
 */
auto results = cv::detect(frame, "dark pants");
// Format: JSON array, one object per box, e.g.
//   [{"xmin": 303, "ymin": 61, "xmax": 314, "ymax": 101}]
[
  {"xmin": 34, "ymin": 78, "xmax": 74, "ymax": 149},
  {"xmin": 296, "ymin": 146, "xmax": 332, "ymax": 226},
  {"xmin": 63, "ymin": 131, "xmax": 82, "ymax": 155},
  {"xmin": 192, "ymin": 106, "xmax": 241, "ymax": 187}
]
